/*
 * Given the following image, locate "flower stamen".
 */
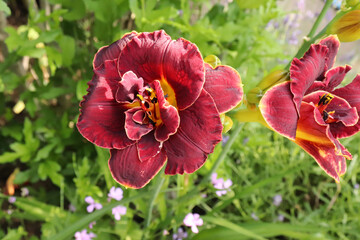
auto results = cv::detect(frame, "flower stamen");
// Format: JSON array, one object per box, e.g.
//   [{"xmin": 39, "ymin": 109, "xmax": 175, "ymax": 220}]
[
  {"xmin": 137, "ymin": 88, "xmax": 162, "ymax": 127},
  {"xmin": 316, "ymin": 93, "xmax": 336, "ymax": 123}
]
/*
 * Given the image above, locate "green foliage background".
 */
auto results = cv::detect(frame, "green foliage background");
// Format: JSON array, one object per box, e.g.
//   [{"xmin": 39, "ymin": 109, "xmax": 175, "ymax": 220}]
[{"xmin": 0, "ymin": 0, "xmax": 359, "ymax": 239}]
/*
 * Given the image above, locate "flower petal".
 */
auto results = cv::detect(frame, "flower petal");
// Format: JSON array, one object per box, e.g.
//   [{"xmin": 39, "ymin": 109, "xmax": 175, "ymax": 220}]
[
  {"xmin": 290, "ymin": 44, "xmax": 329, "ymax": 114},
  {"xmin": 306, "ymin": 65, "xmax": 352, "ymax": 94},
  {"xmin": 93, "ymin": 32, "xmax": 137, "ymax": 69},
  {"xmin": 137, "ymin": 133, "xmax": 162, "ymax": 162},
  {"xmin": 330, "ymin": 74, "xmax": 360, "ymax": 138},
  {"xmin": 109, "ymin": 145, "xmax": 167, "ymax": 189},
  {"xmin": 259, "ymin": 82, "xmax": 298, "ymax": 139},
  {"xmin": 116, "ymin": 71, "xmax": 144, "ymax": 103},
  {"xmin": 318, "ymin": 35, "xmax": 340, "ymax": 69},
  {"xmin": 117, "ymin": 30, "xmax": 205, "ymax": 110},
  {"xmin": 153, "ymin": 80, "xmax": 180, "ymax": 142},
  {"xmin": 303, "ymin": 90, "xmax": 359, "ymax": 127},
  {"xmin": 133, "ymin": 110, "xmax": 146, "ymax": 124},
  {"xmin": 118, "ymin": 30, "xmax": 171, "ymax": 82},
  {"xmin": 161, "ymin": 37, "xmax": 205, "ymax": 110},
  {"xmin": 203, "ymin": 63, "xmax": 243, "ymax": 113},
  {"xmin": 295, "ymin": 102, "xmax": 350, "ymax": 181},
  {"xmin": 164, "ymin": 90, "xmax": 222, "ymax": 174},
  {"xmin": 124, "ymin": 108, "xmax": 154, "ymax": 141},
  {"xmin": 77, "ymin": 60, "xmax": 134, "ymax": 149}
]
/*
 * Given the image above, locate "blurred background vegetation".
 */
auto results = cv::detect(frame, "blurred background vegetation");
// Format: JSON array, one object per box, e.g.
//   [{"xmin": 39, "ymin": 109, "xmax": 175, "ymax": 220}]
[{"xmin": 0, "ymin": 0, "xmax": 359, "ymax": 239}]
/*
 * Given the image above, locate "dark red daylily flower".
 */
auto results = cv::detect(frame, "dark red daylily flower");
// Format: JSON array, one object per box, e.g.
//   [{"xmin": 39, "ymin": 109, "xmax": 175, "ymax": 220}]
[
  {"xmin": 77, "ymin": 30, "xmax": 243, "ymax": 188},
  {"xmin": 259, "ymin": 35, "xmax": 360, "ymax": 181}
]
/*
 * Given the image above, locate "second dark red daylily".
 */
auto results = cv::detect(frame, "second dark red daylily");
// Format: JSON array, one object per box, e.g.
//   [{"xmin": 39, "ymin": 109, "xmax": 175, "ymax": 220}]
[
  {"xmin": 260, "ymin": 36, "xmax": 360, "ymax": 181},
  {"xmin": 77, "ymin": 30, "xmax": 243, "ymax": 189}
]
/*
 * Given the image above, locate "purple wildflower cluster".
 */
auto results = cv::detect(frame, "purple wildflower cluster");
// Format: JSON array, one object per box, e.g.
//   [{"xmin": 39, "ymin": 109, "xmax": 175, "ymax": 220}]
[
  {"xmin": 266, "ymin": 0, "xmax": 318, "ymax": 47},
  {"xmin": 173, "ymin": 228, "xmax": 188, "ymax": 240},
  {"xmin": 183, "ymin": 213, "xmax": 203, "ymax": 233},
  {"xmin": 75, "ymin": 186, "xmax": 127, "ymax": 239},
  {"xmin": 273, "ymin": 194, "xmax": 283, "ymax": 206},
  {"xmin": 85, "ymin": 196, "xmax": 102, "ymax": 213},
  {"xmin": 74, "ymin": 229, "xmax": 96, "ymax": 240},
  {"xmin": 211, "ymin": 173, "xmax": 232, "ymax": 196}
]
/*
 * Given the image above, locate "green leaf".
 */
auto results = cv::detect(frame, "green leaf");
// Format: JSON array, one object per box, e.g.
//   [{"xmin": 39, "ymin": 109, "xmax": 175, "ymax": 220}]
[
  {"xmin": 13, "ymin": 169, "xmax": 32, "ymax": 184},
  {"xmin": 236, "ymin": 0, "xmax": 268, "ymax": 9},
  {"xmin": 0, "ymin": 152, "xmax": 21, "ymax": 163},
  {"xmin": 0, "ymin": 0, "xmax": 11, "ymax": 16},
  {"xmin": 37, "ymin": 29, "xmax": 61, "ymax": 43},
  {"xmin": 40, "ymin": 87, "xmax": 68, "ymax": 99},
  {"xmin": 76, "ymin": 79, "xmax": 88, "ymax": 101},
  {"xmin": 203, "ymin": 216, "xmax": 267, "ymax": 240},
  {"xmin": 4, "ymin": 195, "xmax": 68, "ymax": 222},
  {"xmin": 18, "ymin": 47, "xmax": 46, "ymax": 58},
  {"xmin": 2, "ymin": 226, "xmax": 26, "ymax": 240},
  {"xmin": 38, "ymin": 160, "xmax": 62, "ymax": 181},
  {"xmin": 23, "ymin": 118, "xmax": 33, "ymax": 146},
  {"xmin": 58, "ymin": 35, "xmax": 75, "ymax": 67},
  {"xmin": 9, "ymin": 142, "xmax": 30, "ymax": 162},
  {"xmin": 35, "ymin": 143, "xmax": 56, "ymax": 161}
]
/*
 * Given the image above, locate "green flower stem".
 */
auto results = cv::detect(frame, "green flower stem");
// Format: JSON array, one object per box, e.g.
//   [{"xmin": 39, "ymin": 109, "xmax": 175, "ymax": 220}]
[
  {"xmin": 307, "ymin": 0, "xmax": 333, "ymax": 38},
  {"xmin": 178, "ymin": 123, "xmax": 244, "ymax": 203},
  {"xmin": 200, "ymin": 123, "xmax": 244, "ymax": 185},
  {"xmin": 288, "ymin": 0, "xmax": 332, "ymax": 67},
  {"xmin": 289, "ymin": 0, "xmax": 357, "ymax": 66},
  {"xmin": 143, "ymin": 169, "xmax": 166, "ymax": 238}
]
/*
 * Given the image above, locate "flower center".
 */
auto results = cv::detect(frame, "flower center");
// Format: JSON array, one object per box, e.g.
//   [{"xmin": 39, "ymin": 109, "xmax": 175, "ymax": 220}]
[
  {"xmin": 316, "ymin": 93, "xmax": 336, "ymax": 123},
  {"xmin": 137, "ymin": 87, "xmax": 162, "ymax": 127}
]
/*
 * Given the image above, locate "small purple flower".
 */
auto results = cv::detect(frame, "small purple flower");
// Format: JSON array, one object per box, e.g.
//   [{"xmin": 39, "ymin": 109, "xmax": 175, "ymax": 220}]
[
  {"xmin": 277, "ymin": 214, "xmax": 285, "ymax": 222},
  {"xmin": 211, "ymin": 173, "xmax": 218, "ymax": 185},
  {"xmin": 251, "ymin": 212, "xmax": 259, "ymax": 221},
  {"xmin": 222, "ymin": 135, "xmax": 230, "ymax": 146},
  {"xmin": 21, "ymin": 187, "xmax": 29, "ymax": 197},
  {"xmin": 85, "ymin": 196, "xmax": 102, "ymax": 213},
  {"xmin": 112, "ymin": 205, "xmax": 127, "ymax": 220},
  {"xmin": 214, "ymin": 179, "xmax": 233, "ymax": 197},
  {"xmin": 212, "ymin": 173, "xmax": 232, "ymax": 196},
  {"xmin": 297, "ymin": 0, "xmax": 305, "ymax": 11},
  {"xmin": 69, "ymin": 203, "xmax": 76, "ymax": 212},
  {"xmin": 74, "ymin": 229, "xmax": 96, "ymax": 240},
  {"xmin": 163, "ymin": 229, "xmax": 169, "ymax": 236},
  {"xmin": 173, "ymin": 228, "xmax": 188, "ymax": 240},
  {"xmin": 108, "ymin": 186, "xmax": 123, "ymax": 201},
  {"xmin": 354, "ymin": 183, "xmax": 359, "ymax": 189},
  {"xmin": 89, "ymin": 221, "xmax": 96, "ymax": 229},
  {"xmin": 273, "ymin": 194, "xmax": 283, "ymax": 206},
  {"xmin": 8, "ymin": 196, "xmax": 16, "ymax": 204},
  {"xmin": 305, "ymin": 10, "xmax": 316, "ymax": 19},
  {"xmin": 183, "ymin": 213, "xmax": 203, "ymax": 234},
  {"xmin": 7, "ymin": 209, "xmax": 13, "ymax": 215}
]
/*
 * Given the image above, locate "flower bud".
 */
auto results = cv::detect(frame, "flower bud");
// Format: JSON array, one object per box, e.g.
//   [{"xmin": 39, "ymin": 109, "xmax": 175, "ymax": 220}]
[
  {"xmin": 204, "ymin": 55, "xmax": 221, "ymax": 68},
  {"xmin": 345, "ymin": 0, "xmax": 359, "ymax": 8},
  {"xmin": 328, "ymin": 10, "xmax": 360, "ymax": 42},
  {"xmin": 247, "ymin": 70, "xmax": 289, "ymax": 105},
  {"xmin": 220, "ymin": 113, "xmax": 233, "ymax": 133}
]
